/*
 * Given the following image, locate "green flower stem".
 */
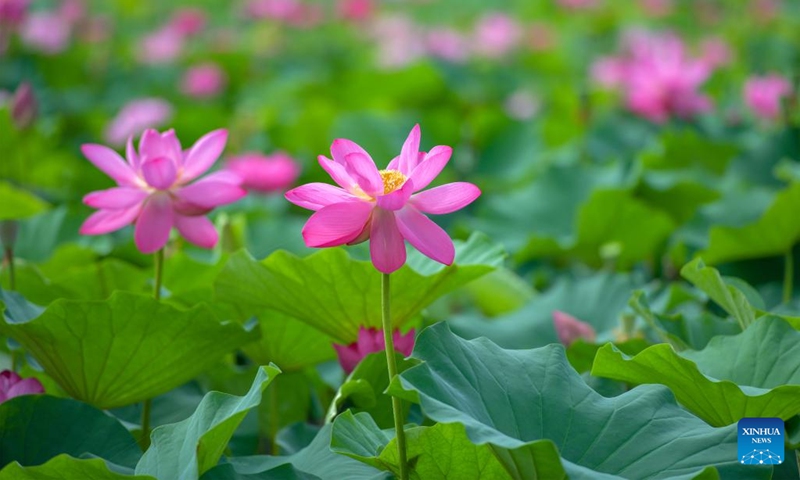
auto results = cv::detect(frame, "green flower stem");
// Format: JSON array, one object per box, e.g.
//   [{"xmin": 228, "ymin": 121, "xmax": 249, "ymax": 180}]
[
  {"xmin": 784, "ymin": 249, "xmax": 794, "ymax": 304},
  {"xmin": 381, "ymin": 273, "xmax": 408, "ymax": 480},
  {"xmin": 141, "ymin": 248, "xmax": 165, "ymax": 449},
  {"xmin": 3, "ymin": 246, "xmax": 15, "ymax": 290},
  {"xmin": 269, "ymin": 380, "xmax": 279, "ymax": 455}
]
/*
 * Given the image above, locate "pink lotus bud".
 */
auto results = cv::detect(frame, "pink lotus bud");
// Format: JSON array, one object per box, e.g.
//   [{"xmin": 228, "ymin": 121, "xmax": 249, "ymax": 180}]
[
  {"xmin": 0, "ymin": 370, "xmax": 44, "ymax": 404},
  {"xmin": 425, "ymin": 28, "xmax": 469, "ymax": 63},
  {"xmin": 138, "ymin": 27, "xmax": 184, "ymax": 65},
  {"xmin": 471, "ymin": 13, "xmax": 521, "ymax": 58},
  {"xmin": 225, "ymin": 152, "xmax": 301, "ymax": 194},
  {"xmin": 333, "ymin": 327, "xmax": 415, "ymax": 374},
  {"xmin": 553, "ymin": 311, "xmax": 596, "ymax": 347},
  {"xmin": 180, "ymin": 62, "xmax": 227, "ymax": 99},
  {"xmin": 11, "ymin": 81, "xmax": 36, "ymax": 129}
]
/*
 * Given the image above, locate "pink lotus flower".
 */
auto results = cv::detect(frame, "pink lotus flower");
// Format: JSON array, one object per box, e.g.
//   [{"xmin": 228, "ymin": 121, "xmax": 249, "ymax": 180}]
[
  {"xmin": 0, "ymin": 370, "xmax": 44, "ymax": 404},
  {"xmin": 744, "ymin": 74, "xmax": 792, "ymax": 120},
  {"xmin": 169, "ymin": 7, "xmax": 207, "ymax": 37},
  {"xmin": 20, "ymin": 11, "xmax": 71, "ymax": 54},
  {"xmin": 370, "ymin": 15, "xmax": 426, "ymax": 68},
  {"xmin": 0, "ymin": 0, "xmax": 29, "ymax": 27},
  {"xmin": 592, "ymin": 31, "xmax": 714, "ymax": 123},
  {"xmin": 699, "ymin": 37, "xmax": 731, "ymax": 69},
  {"xmin": 425, "ymin": 28, "xmax": 470, "ymax": 63},
  {"xmin": 471, "ymin": 13, "xmax": 521, "ymax": 58},
  {"xmin": 336, "ymin": 0, "xmax": 374, "ymax": 21},
  {"xmin": 181, "ymin": 62, "xmax": 227, "ymax": 99},
  {"xmin": 80, "ymin": 129, "xmax": 246, "ymax": 253},
  {"xmin": 553, "ymin": 311, "xmax": 596, "ymax": 347},
  {"xmin": 334, "ymin": 327, "xmax": 415, "ymax": 374},
  {"xmin": 286, "ymin": 125, "xmax": 480, "ymax": 273},
  {"xmin": 225, "ymin": 152, "xmax": 300, "ymax": 194},
  {"xmin": 138, "ymin": 27, "xmax": 184, "ymax": 65},
  {"xmin": 10, "ymin": 81, "xmax": 36, "ymax": 129},
  {"xmin": 104, "ymin": 98, "xmax": 173, "ymax": 146}
]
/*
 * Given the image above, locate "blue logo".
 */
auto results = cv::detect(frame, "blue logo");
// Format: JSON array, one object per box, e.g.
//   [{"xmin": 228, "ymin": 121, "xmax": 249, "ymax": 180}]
[{"xmin": 737, "ymin": 418, "xmax": 783, "ymax": 465}]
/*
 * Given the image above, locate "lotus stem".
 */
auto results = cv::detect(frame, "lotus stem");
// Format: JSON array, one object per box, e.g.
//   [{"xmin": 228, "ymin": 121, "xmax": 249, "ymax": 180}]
[
  {"xmin": 3, "ymin": 246, "xmax": 14, "ymax": 290},
  {"xmin": 141, "ymin": 248, "xmax": 165, "ymax": 449},
  {"xmin": 784, "ymin": 248, "xmax": 794, "ymax": 304},
  {"xmin": 381, "ymin": 273, "xmax": 408, "ymax": 480}
]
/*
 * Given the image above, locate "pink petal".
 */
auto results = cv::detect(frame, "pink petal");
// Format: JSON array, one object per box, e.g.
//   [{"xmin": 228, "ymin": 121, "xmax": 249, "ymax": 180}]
[
  {"xmin": 81, "ymin": 144, "xmax": 139, "ymax": 187},
  {"xmin": 141, "ymin": 157, "xmax": 178, "ymax": 190},
  {"xmin": 553, "ymin": 311, "xmax": 596, "ymax": 347},
  {"xmin": 0, "ymin": 371, "xmax": 21, "ymax": 390},
  {"xmin": 345, "ymin": 152, "xmax": 383, "ymax": 197},
  {"xmin": 285, "ymin": 183, "xmax": 359, "ymax": 211},
  {"xmin": 139, "ymin": 129, "xmax": 183, "ymax": 166},
  {"xmin": 398, "ymin": 124, "xmax": 421, "ymax": 175},
  {"xmin": 358, "ymin": 327, "xmax": 383, "ymax": 354},
  {"xmin": 333, "ymin": 344, "xmax": 361, "ymax": 374},
  {"xmin": 302, "ymin": 201, "xmax": 374, "ymax": 248},
  {"xmin": 393, "ymin": 329, "xmax": 416, "ymax": 356},
  {"xmin": 408, "ymin": 145, "xmax": 452, "ymax": 191},
  {"xmin": 177, "ymin": 172, "xmax": 247, "ymax": 209},
  {"xmin": 6, "ymin": 378, "xmax": 44, "ymax": 398},
  {"xmin": 395, "ymin": 206, "xmax": 454, "ymax": 266},
  {"xmin": 376, "ymin": 178, "xmax": 414, "ymax": 211},
  {"xmin": 174, "ymin": 214, "xmax": 218, "ymax": 249},
  {"xmin": 410, "ymin": 182, "xmax": 481, "ymax": 214},
  {"xmin": 79, "ymin": 205, "xmax": 142, "ymax": 235},
  {"xmin": 370, "ymin": 208, "xmax": 406, "ymax": 274},
  {"xmin": 181, "ymin": 129, "xmax": 228, "ymax": 182},
  {"xmin": 83, "ymin": 187, "xmax": 148, "ymax": 209},
  {"xmin": 330, "ymin": 138, "xmax": 370, "ymax": 165},
  {"xmin": 126, "ymin": 135, "xmax": 140, "ymax": 170},
  {"xmin": 318, "ymin": 155, "xmax": 358, "ymax": 191},
  {"xmin": 134, "ymin": 193, "xmax": 174, "ymax": 254}
]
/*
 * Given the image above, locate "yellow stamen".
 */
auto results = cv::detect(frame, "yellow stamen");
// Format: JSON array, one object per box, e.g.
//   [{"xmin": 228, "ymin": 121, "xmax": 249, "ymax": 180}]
[{"xmin": 379, "ymin": 169, "xmax": 407, "ymax": 194}]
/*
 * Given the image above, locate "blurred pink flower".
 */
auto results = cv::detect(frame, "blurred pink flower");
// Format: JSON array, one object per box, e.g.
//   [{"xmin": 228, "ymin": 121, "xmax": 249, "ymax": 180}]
[
  {"xmin": 526, "ymin": 22, "xmax": 556, "ymax": 52},
  {"xmin": 20, "ymin": 11, "xmax": 71, "ymax": 54},
  {"xmin": 370, "ymin": 15, "xmax": 426, "ymax": 68},
  {"xmin": 744, "ymin": 74, "xmax": 792, "ymax": 120},
  {"xmin": 504, "ymin": 90, "xmax": 540, "ymax": 121},
  {"xmin": 59, "ymin": 0, "xmax": 85, "ymax": 24},
  {"xmin": 286, "ymin": 124, "xmax": 481, "ymax": 273},
  {"xmin": 80, "ymin": 129, "xmax": 246, "ymax": 253},
  {"xmin": 337, "ymin": 0, "xmax": 374, "ymax": 21},
  {"xmin": 472, "ymin": 13, "xmax": 521, "ymax": 58},
  {"xmin": 553, "ymin": 311, "xmax": 596, "ymax": 347},
  {"xmin": 0, "ymin": 0, "xmax": 29, "ymax": 27},
  {"xmin": 558, "ymin": 0, "xmax": 601, "ymax": 9},
  {"xmin": 181, "ymin": 62, "xmax": 227, "ymax": 99},
  {"xmin": 639, "ymin": 0, "xmax": 673, "ymax": 17},
  {"xmin": 751, "ymin": 0, "xmax": 780, "ymax": 22},
  {"xmin": 138, "ymin": 27, "xmax": 184, "ymax": 64},
  {"xmin": 225, "ymin": 152, "xmax": 301, "ymax": 193},
  {"xmin": 592, "ymin": 31, "xmax": 714, "ymax": 123},
  {"xmin": 699, "ymin": 37, "xmax": 731, "ymax": 69},
  {"xmin": 425, "ymin": 28, "xmax": 469, "ymax": 63},
  {"xmin": 0, "ymin": 370, "xmax": 44, "ymax": 404},
  {"xmin": 105, "ymin": 98, "xmax": 173, "ymax": 146},
  {"xmin": 10, "ymin": 81, "xmax": 36, "ymax": 129},
  {"xmin": 169, "ymin": 7, "xmax": 207, "ymax": 37},
  {"xmin": 246, "ymin": 0, "xmax": 302, "ymax": 21},
  {"xmin": 334, "ymin": 327, "xmax": 415, "ymax": 374}
]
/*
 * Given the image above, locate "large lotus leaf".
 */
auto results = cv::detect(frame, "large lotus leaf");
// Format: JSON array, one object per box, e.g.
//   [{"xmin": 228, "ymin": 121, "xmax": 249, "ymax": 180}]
[
  {"xmin": 522, "ymin": 189, "xmax": 675, "ymax": 269},
  {"xmin": 201, "ymin": 423, "xmax": 387, "ymax": 480},
  {"xmin": 0, "ymin": 181, "xmax": 49, "ymax": 221},
  {"xmin": 593, "ymin": 316, "xmax": 800, "ymax": 427},
  {"xmin": 450, "ymin": 271, "xmax": 638, "ymax": 349},
  {"xmin": 241, "ymin": 311, "xmax": 335, "ymax": 372},
  {"xmin": 680, "ymin": 258, "xmax": 757, "ymax": 328},
  {"xmin": 0, "ymin": 456, "xmax": 155, "ymax": 480},
  {"xmin": 387, "ymin": 323, "xmax": 767, "ymax": 479},
  {"xmin": 0, "ymin": 291, "xmax": 259, "ymax": 409},
  {"xmin": 700, "ymin": 182, "xmax": 800, "ymax": 264},
  {"xmin": 0, "ymin": 395, "xmax": 141, "ymax": 469},
  {"xmin": 136, "ymin": 365, "xmax": 281, "ymax": 480},
  {"xmin": 214, "ymin": 233, "xmax": 500, "ymax": 343},
  {"xmin": 638, "ymin": 130, "xmax": 738, "ymax": 175},
  {"xmin": 332, "ymin": 411, "xmax": 514, "ymax": 479}
]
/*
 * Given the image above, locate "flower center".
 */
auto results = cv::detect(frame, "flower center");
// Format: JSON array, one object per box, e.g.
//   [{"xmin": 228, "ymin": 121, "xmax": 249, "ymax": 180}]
[{"xmin": 379, "ymin": 169, "xmax": 407, "ymax": 194}]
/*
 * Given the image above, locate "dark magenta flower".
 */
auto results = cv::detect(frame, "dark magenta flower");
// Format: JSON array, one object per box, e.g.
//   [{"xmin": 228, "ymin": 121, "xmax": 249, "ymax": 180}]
[
  {"xmin": 0, "ymin": 370, "xmax": 44, "ymax": 404},
  {"xmin": 334, "ymin": 327, "xmax": 415, "ymax": 374}
]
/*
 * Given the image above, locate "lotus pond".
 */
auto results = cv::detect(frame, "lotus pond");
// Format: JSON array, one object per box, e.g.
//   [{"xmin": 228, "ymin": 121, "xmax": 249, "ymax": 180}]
[{"xmin": 1, "ymin": 1, "xmax": 800, "ymax": 479}]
